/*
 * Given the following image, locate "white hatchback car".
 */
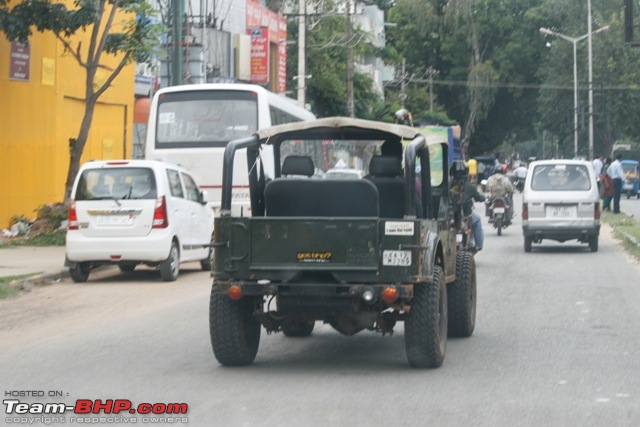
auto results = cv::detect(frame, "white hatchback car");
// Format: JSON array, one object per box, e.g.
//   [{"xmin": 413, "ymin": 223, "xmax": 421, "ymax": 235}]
[
  {"xmin": 522, "ymin": 159, "xmax": 600, "ymax": 252},
  {"xmin": 65, "ymin": 159, "xmax": 215, "ymax": 282}
]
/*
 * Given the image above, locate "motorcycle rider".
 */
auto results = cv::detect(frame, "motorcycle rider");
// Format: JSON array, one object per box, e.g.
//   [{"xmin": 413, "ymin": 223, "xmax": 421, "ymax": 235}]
[
  {"xmin": 513, "ymin": 162, "xmax": 528, "ymax": 192},
  {"xmin": 450, "ymin": 161, "xmax": 485, "ymax": 251},
  {"xmin": 485, "ymin": 164, "xmax": 514, "ymax": 223}
]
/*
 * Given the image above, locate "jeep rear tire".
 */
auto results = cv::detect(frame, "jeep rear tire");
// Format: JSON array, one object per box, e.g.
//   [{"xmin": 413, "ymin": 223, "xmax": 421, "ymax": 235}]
[
  {"xmin": 405, "ymin": 266, "xmax": 447, "ymax": 368},
  {"xmin": 210, "ymin": 289, "xmax": 261, "ymax": 366},
  {"xmin": 448, "ymin": 252, "xmax": 477, "ymax": 337},
  {"xmin": 589, "ymin": 235, "xmax": 598, "ymax": 252},
  {"xmin": 282, "ymin": 319, "xmax": 315, "ymax": 337}
]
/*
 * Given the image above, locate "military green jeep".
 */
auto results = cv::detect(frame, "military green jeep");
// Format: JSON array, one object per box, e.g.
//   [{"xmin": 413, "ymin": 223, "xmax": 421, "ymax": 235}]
[{"xmin": 209, "ymin": 117, "xmax": 477, "ymax": 368}]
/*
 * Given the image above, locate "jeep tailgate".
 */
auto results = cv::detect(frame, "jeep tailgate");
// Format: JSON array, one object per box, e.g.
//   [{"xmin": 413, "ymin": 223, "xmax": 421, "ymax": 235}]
[{"xmin": 250, "ymin": 218, "xmax": 379, "ymax": 270}]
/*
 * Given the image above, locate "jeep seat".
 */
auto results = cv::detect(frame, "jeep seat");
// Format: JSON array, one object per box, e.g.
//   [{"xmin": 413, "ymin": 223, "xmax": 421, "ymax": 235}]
[{"xmin": 366, "ymin": 156, "xmax": 405, "ymax": 218}]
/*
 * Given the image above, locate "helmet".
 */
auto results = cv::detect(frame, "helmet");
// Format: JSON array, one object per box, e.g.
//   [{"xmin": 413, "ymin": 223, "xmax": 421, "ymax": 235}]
[
  {"xmin": 449, "ymin": 159, "xmax": 469, "ymax": 179},
  {"xmin": 499, "ymin": 164, "xmax": 508, "ymax": 174}
]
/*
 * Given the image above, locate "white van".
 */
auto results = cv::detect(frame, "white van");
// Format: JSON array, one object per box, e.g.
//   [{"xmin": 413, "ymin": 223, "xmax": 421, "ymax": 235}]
[
  {"xmin": 65, "ymin": 160, "xmax": 215, "ymax": 282},
  {"xmin": 522, "ymin": 159, "xmax": 600, "ymax": 252}
]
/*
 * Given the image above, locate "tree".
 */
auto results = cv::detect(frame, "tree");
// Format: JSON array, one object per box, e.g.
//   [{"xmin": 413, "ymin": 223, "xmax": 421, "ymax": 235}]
[{"xmin": 0, "ymin": 0, "xmax": 162, "ymax": 200}]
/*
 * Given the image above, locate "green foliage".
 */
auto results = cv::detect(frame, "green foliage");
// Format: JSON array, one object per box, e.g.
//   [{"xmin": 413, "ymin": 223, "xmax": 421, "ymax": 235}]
[
  {"xmin": 602, "ymin": 211, "xmax": 640, "ymax": 262},
  {"xmin": 0, "ymin": 0, "xmax": 98, "ymax": 43}
]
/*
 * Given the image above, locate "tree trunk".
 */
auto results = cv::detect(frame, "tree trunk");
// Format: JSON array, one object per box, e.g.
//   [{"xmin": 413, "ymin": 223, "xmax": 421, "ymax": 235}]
[{"xmin": 64, "ymin": 99, "xmax": 97, "ymax": 202}]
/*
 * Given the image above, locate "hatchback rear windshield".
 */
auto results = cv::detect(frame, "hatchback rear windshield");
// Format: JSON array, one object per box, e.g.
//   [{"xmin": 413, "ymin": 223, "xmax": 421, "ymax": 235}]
[
  {"xmin": 75, "ymin": 167, "xmax": 157, "ymax": 200},
  {"xmin": 531, "ymin": 164, "xmax": 591, "ymax": 191}
]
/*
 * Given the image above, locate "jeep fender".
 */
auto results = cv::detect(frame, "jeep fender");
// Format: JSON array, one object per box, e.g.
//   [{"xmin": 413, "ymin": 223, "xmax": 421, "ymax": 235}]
[{"xmin": 418, "ymin": 229, "xmax": 442, "ymax": 282}]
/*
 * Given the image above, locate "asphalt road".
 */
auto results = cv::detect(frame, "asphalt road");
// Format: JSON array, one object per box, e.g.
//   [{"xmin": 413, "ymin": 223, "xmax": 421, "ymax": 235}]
[{"xmin": 2, "ymin": 193, "xmax": 640, "ymax": 427}]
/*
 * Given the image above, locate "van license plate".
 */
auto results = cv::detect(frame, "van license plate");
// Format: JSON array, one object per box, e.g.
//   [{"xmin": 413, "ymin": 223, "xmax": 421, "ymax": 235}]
[
  {"xmin": 547, "ymin": 206, "xmax": 575, "ymax": 218},
  {"xmin": 96, "ymin": 215, "xmax": 133, "ymax": 226},
  {"xmin": 383, "ymin": 250, "xmax": 411, "ymax": 267}
]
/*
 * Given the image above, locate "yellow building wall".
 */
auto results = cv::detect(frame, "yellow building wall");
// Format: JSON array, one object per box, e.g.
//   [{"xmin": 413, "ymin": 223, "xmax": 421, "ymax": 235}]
[{"xmin": 0, "ymin": 2, "xmax": 135, "ymax": 228}]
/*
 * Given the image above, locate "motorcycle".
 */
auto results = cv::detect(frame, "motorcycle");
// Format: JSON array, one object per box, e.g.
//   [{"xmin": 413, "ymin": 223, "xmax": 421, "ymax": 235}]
[
  {"xmin": 514, "ymin": 177, "xmax": 525, "ymax": 193},
  {"xmin": 456, "ymin": 213, "xmax": 477, "ymax": 254},
  {"xmin": 487, "ymin": 195, "xmax": 512, "ymax": 236}
]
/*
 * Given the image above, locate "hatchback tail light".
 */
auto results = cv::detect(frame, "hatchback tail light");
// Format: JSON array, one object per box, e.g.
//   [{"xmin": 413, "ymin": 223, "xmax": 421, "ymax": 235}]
[
  {"xmin": 68, "ymin": 200, "xmax": 78, "ymax": 230},
  {"xmin": 522, "ymin": 203, "xmax": 528, "ymax": 220},
  {"xmin": 594, "ymin": 202, "xmax": 601, "ymax": 220},
  {"xmin": 152, "ymin": 196, "xmax": 169, "ymax": 228}
]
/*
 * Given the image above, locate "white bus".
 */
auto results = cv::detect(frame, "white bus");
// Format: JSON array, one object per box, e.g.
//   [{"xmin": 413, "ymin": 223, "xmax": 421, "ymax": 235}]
[{"xmin": 145, "ymin": 83, "xmax": 316, "ymax": 216}]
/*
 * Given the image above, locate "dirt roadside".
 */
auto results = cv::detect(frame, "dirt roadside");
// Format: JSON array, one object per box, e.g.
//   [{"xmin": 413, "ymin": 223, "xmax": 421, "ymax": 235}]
[{"xmin": 0, "ymin": 264, "xmax": 212, "ymax": 349}]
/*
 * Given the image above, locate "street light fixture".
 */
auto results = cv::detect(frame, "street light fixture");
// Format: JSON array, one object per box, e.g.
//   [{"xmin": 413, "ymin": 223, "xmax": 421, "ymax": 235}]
[{"xmin": 539, "ymin": 24, "xmax": 609, "ymax": 159}]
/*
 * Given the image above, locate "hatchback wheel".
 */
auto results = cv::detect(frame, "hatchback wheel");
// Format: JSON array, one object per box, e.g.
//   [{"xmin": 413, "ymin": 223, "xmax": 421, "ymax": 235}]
[
  {"xmin": 69, "ymin": 262, "xmax": 90, "ymax": 283},
  {"xmin": 160, "ymin": 242, "xmax": 180, "ymax": 281}
]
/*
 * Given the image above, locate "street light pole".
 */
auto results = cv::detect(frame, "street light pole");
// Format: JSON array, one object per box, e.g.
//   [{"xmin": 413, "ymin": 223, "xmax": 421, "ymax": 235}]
[
  {"xmin": 539, "ymin": 24, "xmax": 608, "ymax": 158},
  {"xmin": 297, "ymin": 0, "xmax": 306, "ymax": 107},
  {"xmin": 587, "ymin": 0, "xmax": 594, "ymax": 159}
]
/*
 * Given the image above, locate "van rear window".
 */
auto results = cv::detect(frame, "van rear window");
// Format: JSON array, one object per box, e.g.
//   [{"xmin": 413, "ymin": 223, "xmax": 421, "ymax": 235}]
[
  {"xmin": 531, "ymin": 164, "xmax": 591, "ymax": 191},
  {"xmin": 75, "ymin": 167, "xmax": 157, "ymax": 200}
]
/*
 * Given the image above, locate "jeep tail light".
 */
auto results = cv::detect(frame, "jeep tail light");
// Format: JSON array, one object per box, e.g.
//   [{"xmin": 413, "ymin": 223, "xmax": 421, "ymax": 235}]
[
  {"xmin": 594, "ymin": 202, "xmax": 601, "ymax": 220},
  {"xmin": 381, "ymin": 286, "xmax": 398, "ymax": 304},
  {"xmin": 68, "ymin": 200, "xmax": 78, "ymax": 230},
  {"xmin": 522, "ymin": 203, "xmax": 528, "ymax": 220},
  {"xmin": 228, "ymin": 285, "xmax": 243, "ymax": 300},
  {"xmin": 152, "ymin": 196, "xmax": 169, "ymax": 228}
]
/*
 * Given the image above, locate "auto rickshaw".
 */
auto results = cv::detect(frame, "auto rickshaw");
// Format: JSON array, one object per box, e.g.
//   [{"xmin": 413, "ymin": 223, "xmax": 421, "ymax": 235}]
[{"xmin": 622, "ymin": 159, "xmax": 640, "ymax": 199}]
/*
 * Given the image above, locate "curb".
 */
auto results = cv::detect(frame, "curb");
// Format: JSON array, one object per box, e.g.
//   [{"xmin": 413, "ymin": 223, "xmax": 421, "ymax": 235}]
[{"xmin": 8, "ymin": 270, "xmax": 70, "ymax": 292}]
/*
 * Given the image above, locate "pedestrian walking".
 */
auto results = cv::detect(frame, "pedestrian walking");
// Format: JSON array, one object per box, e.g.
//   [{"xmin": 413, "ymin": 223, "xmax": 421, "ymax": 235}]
[
  {"xmin": 600, "ymin": 158, "xmax": 613, "ymax": 212},
  {"xmin": 593, "ymin": 155, "xmax": 604, "ymax": 192},
  {"xmin": 607, "ymin": 154, "xmax": 625, "ymax": 214}
]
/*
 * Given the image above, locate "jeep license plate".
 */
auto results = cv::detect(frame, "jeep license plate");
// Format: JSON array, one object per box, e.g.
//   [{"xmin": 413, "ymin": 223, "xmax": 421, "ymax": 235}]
[
  {"xmin": 96, "ymin": 215, "xmax": 133, "ymax": 226},
  {"xmin": 383, "ymin": 250, "xmax": 411, "ymax": 267}
]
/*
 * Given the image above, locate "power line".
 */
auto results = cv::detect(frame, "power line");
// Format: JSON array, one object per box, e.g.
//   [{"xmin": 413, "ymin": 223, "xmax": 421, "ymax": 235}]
[{"xmin": 386, "ymin": 78, "xmax": 640, "ymax": 92}]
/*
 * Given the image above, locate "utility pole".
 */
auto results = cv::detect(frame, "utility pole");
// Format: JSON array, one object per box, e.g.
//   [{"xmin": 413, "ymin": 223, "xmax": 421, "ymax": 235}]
[
  {"xmin": 171, "ymin": 0, "xmax": 184, "ymax": 86},
  {"xmin": 346, "ymin": 0, "xmax": 354, "ymax": 117},
  {"xmin": 426, "ymin": 67, "xmax": 439, "ymax": 112},
  {"xmin": 399, "ymin": 58, "xmax": 406, "ymax": 108},
  {"xmin": 297, "ymin": 0, "xmax": 306, "ymax": 107},
  {"xmin": 587, "ymin": 0, "xmax": 595, "ymax": 159}
]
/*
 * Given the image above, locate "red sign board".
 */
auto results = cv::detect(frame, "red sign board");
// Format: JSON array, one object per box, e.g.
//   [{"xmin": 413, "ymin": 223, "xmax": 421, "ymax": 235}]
[
  {"xmin": 9, "ymin": 41, "xmax": 30, "ymax": 81},
  {"xmin": 249, "ymin": 27, "xmax": 269, "ymax": 84}
]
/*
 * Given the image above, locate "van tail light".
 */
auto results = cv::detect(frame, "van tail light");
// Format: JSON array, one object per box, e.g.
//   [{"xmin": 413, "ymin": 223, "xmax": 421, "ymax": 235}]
[
  {"xmin": 594, "ymin": 202, "xmax": 601, "ymax": 220},
  {"xmin": 152, "ymin": 196, "xmax": 169, "ymax": 228},
  {"xmin": 68, "ymin": 200, "xmax": 79, "ymax": 230},
  {"xmin": 522, "ymin": 203, "xmax": 528, "ymax": 220}
]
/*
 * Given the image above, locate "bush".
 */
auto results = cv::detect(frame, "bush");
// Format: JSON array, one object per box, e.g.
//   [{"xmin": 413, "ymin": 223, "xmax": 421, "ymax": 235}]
[{"xmin": 34, "ymin": 203, "xmax": 68, "ymax": 228}]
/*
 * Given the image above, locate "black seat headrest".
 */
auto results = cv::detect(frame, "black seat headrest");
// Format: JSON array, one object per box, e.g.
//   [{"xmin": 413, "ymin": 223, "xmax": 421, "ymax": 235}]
[
  {"xmin": 369, "ymin": 156, "xmax": 402, "ymax": 177},
  {"xmin": 282, "ymin": 155, "xmax": 315, "ymax": 177}
]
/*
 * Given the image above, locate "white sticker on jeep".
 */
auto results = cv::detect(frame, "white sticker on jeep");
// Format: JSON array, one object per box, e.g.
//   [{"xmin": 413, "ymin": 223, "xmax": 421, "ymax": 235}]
[{"xmin": 385, "ymin": 221, "xmax": 414, "ymax": 236}]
